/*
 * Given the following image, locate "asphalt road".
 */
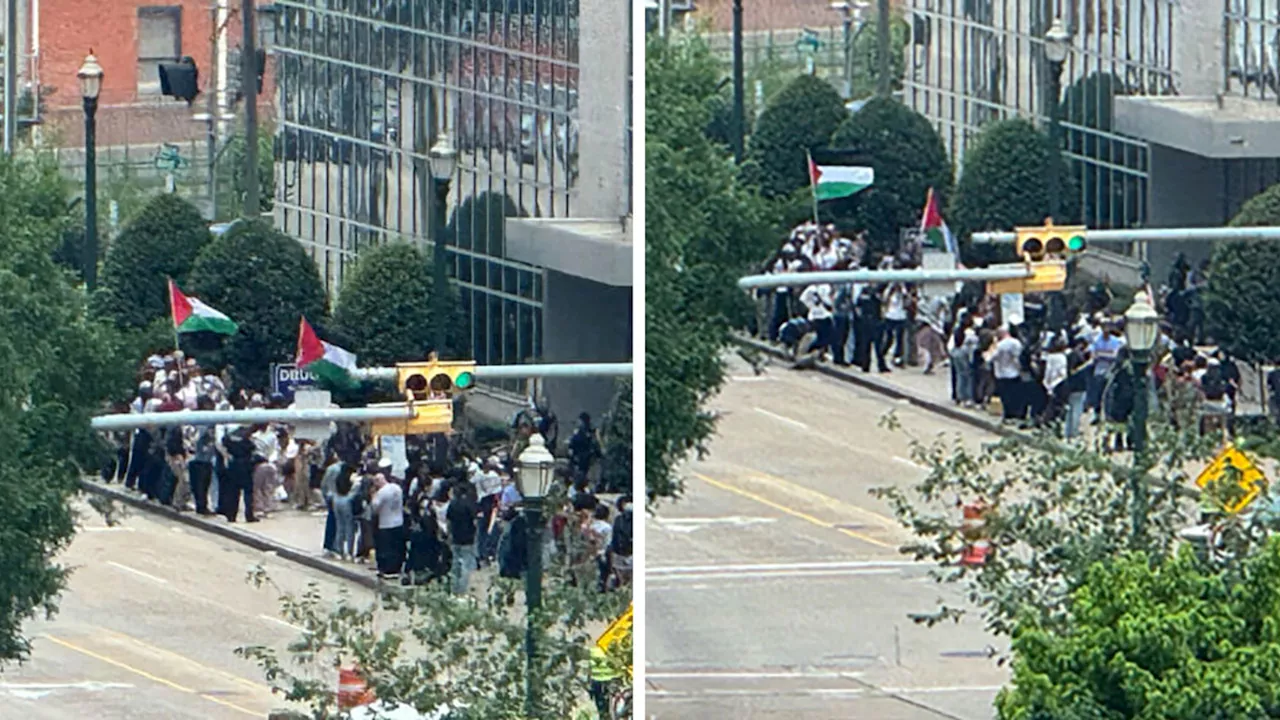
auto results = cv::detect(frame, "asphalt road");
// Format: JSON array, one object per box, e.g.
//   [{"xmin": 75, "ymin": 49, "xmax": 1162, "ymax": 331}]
[
  {"xmin": 646, "ymin": 354, "xmax": 1012, "ymax": 720},
  {"xmin": 2, "ymin": 498, "xmax": 372, "ymax": 720}
]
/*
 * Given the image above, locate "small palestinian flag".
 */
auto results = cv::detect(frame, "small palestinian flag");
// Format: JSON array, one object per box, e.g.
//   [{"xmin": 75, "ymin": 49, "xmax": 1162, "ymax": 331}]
[
  {"xmin": 920, "ymin": 187, "xmax": 958, "ymax": 256},
  {"xmin": 808, "ymin": 156, "xmax": 874, "ymax": 201},
  {"xmin": 169, "ymin": 278, "xmax": 238, "ymax": 335},
  {"xmin": 296, "ymin": 317, "xmax": 359, "ymax": 389}
]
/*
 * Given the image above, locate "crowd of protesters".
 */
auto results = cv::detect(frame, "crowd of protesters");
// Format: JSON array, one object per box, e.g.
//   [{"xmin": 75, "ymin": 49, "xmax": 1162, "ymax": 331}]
[
  {"xmin": 100, "ymin": 351, "xmax": 634, "ymax": 595},
  {"xmin": 756, "ymin": 225, "xmax": 1251, "ymax": 447}
]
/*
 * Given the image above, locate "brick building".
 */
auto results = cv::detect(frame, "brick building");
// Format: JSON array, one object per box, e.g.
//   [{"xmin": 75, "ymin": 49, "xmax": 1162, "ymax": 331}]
[{"xmin": 14, "ymin": 0, "xmax": 271, "ymax": 147}]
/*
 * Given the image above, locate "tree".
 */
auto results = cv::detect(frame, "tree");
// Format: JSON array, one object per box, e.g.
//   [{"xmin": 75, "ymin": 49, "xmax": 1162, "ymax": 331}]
[
  {"xmin": 647, "ymin": 34, "xmax": 776, "ymax": 500},
  {"xmin": 827, "ymin": 97, "xmax": 953, "ymax": 256},
  {"xmin": 332, "ymin": 241, "xmax": 468, "ymax": 365},
  {"xmin": 1060, "ymin": 71, "xmax": 1143, "ymax": 230},
  {"xmin": 238, "ymin": 532, "xmax": 629, "ymax": 718},
  {"xmin": 446, "ymin": 191, "xmax": 526, "ymax": 259},
  {"xmin": 91, "ymin": 193, "xmax": 212, "ymax": 329},
  {"xmin": 223, "ymin": 130, "xmax": 276, "ymax": 215},
  {"xmin": 947, "ymin": 118, "xmax": 1079, "ymax": 265},
  {"xmin": 0, "ymin": 154, "xmax": 135, "ymax": 663},
  {"xmin": 1203, "ymin": 218, "xmax": 1280, "ymax": 365},
  {"xmin": 745, "ymin": 73, "xmax": 848, "ymax": 199},
  {"xmin": 598, "ymin": 380, "xmax": 632, "ymax": 495},
  {"xmin": 869, "ymin": 407, "xmax": 1254, "ymax": 644},
  {"xmin": 187, "ymin": 219, "xmax": 327, "ymax": 389},
  {"xmin": 997, "ymin": 539, "xmax": 1280, "ymax": 719},
  {"xmin": 848, "ymin": 13, "xmax": 911, "ymax": 99}
]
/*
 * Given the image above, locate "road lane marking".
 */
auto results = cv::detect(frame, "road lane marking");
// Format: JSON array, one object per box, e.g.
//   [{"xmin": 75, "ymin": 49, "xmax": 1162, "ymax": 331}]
[
  {"xmin": 647, "ymin": 685, "xmax": 1004, "ymax": 698},
  {"xmin": 647, "ymin": 671, "xmax": 863, "ymax": 680},
  {"xmin": 731, "ymin": 376, "xmax": 774, "ymax": 382},
  {"xmin": 107, "ymin": 561, "xmax": 168, "ymax": 585},
  {"xmin": 754, "ymin": 407, "xmax": 809, "ymax": 429},
  {"xmin": 649, "ymin": 569, "xmax": 901, "ymax": 583},
  {"xmin": 736, "ymin": 468, "xmax": 900, "ymax": 529},
  {"xmin": 693, "ymin": 473, "xmax": 893, "ymax": 548},
  {"xmin": 885, "ymin": 685, "xmax": 1006, "ymax": 694},
  {"xmin": 96, "ymin": 627, "xmax": 270, "ymax": 693},
  {"xmin": 653, "ymin": 516, "xmax": 777, "ymax": 533},
  {"xmin": 43, "ymin": 634, "xmax": 260, "ymax": 717},
  {"xmin": 648, "ymin": 560, "xmax": 919, "ymax": 574},
  {"xmin": 258, "ymin": 614, "xmax": 306, "ymax": 632},
  {"xmin": 81, "ymin": 527, "xmax": 136, "ymax": 533},
  {"xmin": 893, "ymin": 456, "xmax": 927, "ymax": 469}
]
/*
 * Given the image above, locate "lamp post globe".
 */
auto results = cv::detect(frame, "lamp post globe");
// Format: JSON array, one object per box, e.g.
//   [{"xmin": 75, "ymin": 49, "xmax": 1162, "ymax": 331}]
[
  {"xmin": 78, "ymin": 52, "xmax": 104, "ymax": 292},
  {"xmin": 518, "ymin": 433, "xmax": 556, "ymax": 498},
  {"xmin": 1044, "ymin": 19, "xmax": 1070, "ymax": 64},
  {"xmin": 77, "ymin": 53, "xmax": 104, "ymax": 99},
  {"xmin": 1124, "ymin": 291, "xmax": 1160, "ymax": 352},
  {"xmin": 429, "ymin": 134, "xmax": 458, "ymax": 182}
]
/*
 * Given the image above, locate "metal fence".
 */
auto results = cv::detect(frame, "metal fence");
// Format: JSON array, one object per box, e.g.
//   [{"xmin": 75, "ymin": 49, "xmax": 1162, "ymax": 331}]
[
  {"xmin": 904, "ymin": 0, "xmax": 1179, "ymax": 231},
  {"xmin": 1225, "ymin": 0, "xmax": 1280, "ymax": 102},
  {"xmin": 272, "ymin": 0, "xmax": 585, "ymax": 394}
]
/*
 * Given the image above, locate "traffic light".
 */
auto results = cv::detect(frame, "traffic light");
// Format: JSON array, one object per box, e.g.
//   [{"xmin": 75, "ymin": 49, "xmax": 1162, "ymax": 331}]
[
  {"xmin": 986, "ymin": 260, "xmax": 1067, "ymax": 295},
  {"xmin": 1014, "ymin": 218, "xmax": 1086, "ymax": 262},
  {"xmin": 227, "ymin": 47, "xmax": 266, "ymax": 103},
  {"xmin": 396, "ymin": 361, "xmax": 477, "ymax": 401},
  {"xmin": 158, "ymin": 56, "xmax": 199, "ymax": 105}
]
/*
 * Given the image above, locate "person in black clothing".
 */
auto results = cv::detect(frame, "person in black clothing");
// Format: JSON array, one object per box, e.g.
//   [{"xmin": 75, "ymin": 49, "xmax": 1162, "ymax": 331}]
[
  {"xmin": 220, "ymin": 428, "xmax": 257, "ymax": 522},
  {"xmin": 854, "ymin": 286, "xmax": 890, "ymax": 373},
  {"xmin": 446, "ymin": 481, "xmax": 479, "ymax": 594},
  {"xmin": 498, "ymin": 506, "xmax": 529, "ymax": 579},
  {"xmin": 1103, "ymin": 349, "xmax": 1136, "ymax": 452},
  {"xmin": 568, "ymin": 413, "xmax": 601, "ymax": 486},
  {"xmin": 610, "ymin": 495, "xmax": 633, "ymax": 587}
]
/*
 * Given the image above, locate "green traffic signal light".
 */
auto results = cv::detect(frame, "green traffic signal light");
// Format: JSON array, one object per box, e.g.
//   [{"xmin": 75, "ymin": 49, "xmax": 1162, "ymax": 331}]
[
  {"xmin": 1068, "ymin": 235, "xmax": 1086, "ymax": 252},
  {"xmin": 455, "ymin": 371, "xmax": 475, "ymax": 390}
]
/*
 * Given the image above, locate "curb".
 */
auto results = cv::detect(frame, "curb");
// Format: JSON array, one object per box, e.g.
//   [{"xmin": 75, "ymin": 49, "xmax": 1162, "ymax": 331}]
[
  {"xmin": 732, "ymin": 333, "xmax": 1017, "ymax": 440},
  {"xmin": 79, "ymin": 478, "xmax": 378, "ymax": 590}
]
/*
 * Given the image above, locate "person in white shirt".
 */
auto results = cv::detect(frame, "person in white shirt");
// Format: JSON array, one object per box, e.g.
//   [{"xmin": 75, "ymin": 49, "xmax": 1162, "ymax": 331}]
[
  {"xmin": 882, "ymin": 283, "xmax": 911, "ymax": 366},
  {"xmin": 991, "ymin": 328, "xmax": 1025, "ymax": 421},
  {"xmin": 370, "ymin": 472, "xmax": 406, "ymax": 577},
  {"xmin": 799, "ymin": 283, "xmax": 835, "ymax": 359},
  {"xmin": 250, "ymin": 425, "xmax": 282, "ymax": 515}
]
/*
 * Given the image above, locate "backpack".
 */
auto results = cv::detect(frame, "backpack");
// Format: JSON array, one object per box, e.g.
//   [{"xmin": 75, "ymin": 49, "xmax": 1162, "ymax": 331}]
[{"xmin": 1202, "ymin": 371, "xmax": 1227, "ymax": 401}]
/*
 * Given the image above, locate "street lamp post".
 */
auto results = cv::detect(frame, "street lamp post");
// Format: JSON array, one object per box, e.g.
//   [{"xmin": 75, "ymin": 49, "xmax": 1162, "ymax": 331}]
[
  {"xmin": 77, "ymin": 52, "xmax": 104, "ymax": 291},
  {"xmin": 731, "ymin": 0, "xmax": 744, "ymax": 163},
  {"xmin": 1043, "ymin": 19, "xmax": 1070, "ymax": 219},
  {"xmin": 831, "ymin": 2, "xmax": 854, "ymax": 98},
  {"xmin": 518, "ymin": 433, "xmax": 555, "ymax": 717},
  {"xmin": 1124, "ymin": 290, "xmax": 1160, "ymax": 543},
  {"xmin": 428, "ymin": 135, "xmax": 457, "ymax": 358}
]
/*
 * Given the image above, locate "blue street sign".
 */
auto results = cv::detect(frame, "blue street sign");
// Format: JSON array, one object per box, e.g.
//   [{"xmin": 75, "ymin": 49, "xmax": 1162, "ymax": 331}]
[{"xmin": 271, "ymin": 363, "xmax": 317, "ymax": 399}]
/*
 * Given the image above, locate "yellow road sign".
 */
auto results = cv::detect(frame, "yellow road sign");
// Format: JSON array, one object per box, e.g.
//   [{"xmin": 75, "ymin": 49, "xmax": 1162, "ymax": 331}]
[
  {"xmin": 1194, "ymin": 445, "xmax": 1267, "ymax": 514},
  {"xmin": 596, "ymin": 604, "xmax": 633, "ymax": 652}
]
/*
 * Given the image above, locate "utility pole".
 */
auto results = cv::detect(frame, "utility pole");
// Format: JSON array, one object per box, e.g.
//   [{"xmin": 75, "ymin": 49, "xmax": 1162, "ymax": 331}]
[
  {"xmin": 206, "ymin": 4, "xmax": 221, "ymax": 219},
  {"xmin": 240, "ymin": 0, "xmax": 259, "ymax": 218},
  {"xmin": 4, "ymin": 0, "xmax": 18, "ymax": 153},
  {"xmin": 876, "ymin": 0, "xmax": 890, "ymax": 97},
  {"xmin": 731, "ymin": 0, "xmax": 744, "ymax": 163}
]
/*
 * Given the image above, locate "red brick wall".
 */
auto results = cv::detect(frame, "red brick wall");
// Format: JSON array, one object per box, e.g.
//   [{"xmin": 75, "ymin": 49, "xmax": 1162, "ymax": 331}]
[{"xmin": 37, "ymin": 0, "xmax": 274, "ymax": 147}]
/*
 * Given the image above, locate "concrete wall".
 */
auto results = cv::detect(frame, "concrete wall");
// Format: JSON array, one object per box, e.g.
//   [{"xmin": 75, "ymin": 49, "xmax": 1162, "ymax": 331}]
[
  {"xmin": 573, "ymin": 0, "xmax": 629, "ymax": 218},
  {"xmin": 541, "ymin": 269, "xmax": 631, "ymax": 426},
  {"xmin": 1145, "ymin": 144, "xmax": 1280, "ymax": 284}
]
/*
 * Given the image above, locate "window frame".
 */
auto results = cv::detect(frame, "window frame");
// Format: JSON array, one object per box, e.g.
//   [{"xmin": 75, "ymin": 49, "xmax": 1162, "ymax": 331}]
[{"xmin": 136, "ymin": 5, "xmax": 183, "ymax": 95}]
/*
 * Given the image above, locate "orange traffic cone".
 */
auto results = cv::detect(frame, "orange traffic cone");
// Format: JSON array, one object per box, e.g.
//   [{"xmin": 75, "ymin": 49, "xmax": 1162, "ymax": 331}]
[
  {"xmin": 338, "ymin": 666, "xmax": 377, "ymax": 709},
  {"xmin": 959, "ymin": 502, "xmax": 992, "ymax": 567}
]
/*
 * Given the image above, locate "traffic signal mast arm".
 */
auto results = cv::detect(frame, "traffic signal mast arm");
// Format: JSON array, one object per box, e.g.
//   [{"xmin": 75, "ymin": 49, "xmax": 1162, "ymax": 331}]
[
  {"xmin": 352, "ymin": 362, "xmax": 633, "ymax": 383},
  {"xmin": 737, "ymin": 266, "xmax": 1034, "ymax": 290},
  {"xmin": 972, "ymin": 225, "xmax": 1280, "ymax": 245},
  {"xmin": 91, "ymin": 406, "xmax": 412, "ymax": 431}
]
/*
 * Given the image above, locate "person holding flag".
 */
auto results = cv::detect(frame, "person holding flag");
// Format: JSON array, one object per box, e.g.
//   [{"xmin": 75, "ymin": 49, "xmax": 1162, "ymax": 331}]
[{"xmin": 920, "ymin": 187, "xmax": 959, "ymax": 259}]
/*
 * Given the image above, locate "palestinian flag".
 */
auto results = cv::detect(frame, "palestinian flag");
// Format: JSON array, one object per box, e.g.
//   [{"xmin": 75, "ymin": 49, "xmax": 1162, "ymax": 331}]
[
  {"xmin": 296, "ymin": 317, "xmax": 359, "ymax": 389},
  {"xmin": 808, "ymin": 156, "xmax": 874, "ymax": 201},
  {"xmin": 920, "ymin": 187, "xmax": 959, "ymax": 256},
  {"xmin": 169, "ymin": 278, "xmax": 238, "ymax": 335}
]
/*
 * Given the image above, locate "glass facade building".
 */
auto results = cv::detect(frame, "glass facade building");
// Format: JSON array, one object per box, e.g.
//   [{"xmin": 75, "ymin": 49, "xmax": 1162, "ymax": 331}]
[
  {"xmin": 272, "ymin": 0, "xmax": 584, "ymax": 390},
  {"xmin": 904, "ymin": 0, "xmax": 1178, "ymax": 230}
]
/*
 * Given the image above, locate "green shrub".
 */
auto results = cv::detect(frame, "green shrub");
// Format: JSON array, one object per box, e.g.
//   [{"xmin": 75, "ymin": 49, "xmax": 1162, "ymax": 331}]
[
  {"xmin": 332, "ymin": 241, "xmax": 468, "ymax": 365},
  {"xmin": 91, "ymin": 193, "xmax": 212, "ymax": 329},
  {"xmin": 187, "ymin": 220, "xmax": 327, "ymax": 388},
  {"xmin": 745, "ymin": 74, "xmax": 848, "ymax": 198},
  {"xmin": 948, "ymin": 118, "xmax": 1079, "ymax": 265},
  {"xmin": 1202, "ymin": 186, "xmax": 1280, "ymax": 364},
  {"xmin": 598, "ymin": 380, "xmax": 632, "ymax": 494},
  {"xmin": 827, "ymin": 97, "xmax": 953, "ymax": 257}
]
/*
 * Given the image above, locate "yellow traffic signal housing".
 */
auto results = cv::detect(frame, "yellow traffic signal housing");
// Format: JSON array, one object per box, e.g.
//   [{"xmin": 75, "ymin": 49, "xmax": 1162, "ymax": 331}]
[
  {"xmin": 986, "ymin": 260, "xmax": 1068, "ymax": 295},
  {"xmin": 1014, "ymin": 218, "xmax": 1087, "ymax": 261},
  {"xmin": 396, "ymin": 361, "xmax": 477, "ymax": 401},
  {"xmin": 368, "ymin": 399, "xmax": 455, "ymax": 438}
]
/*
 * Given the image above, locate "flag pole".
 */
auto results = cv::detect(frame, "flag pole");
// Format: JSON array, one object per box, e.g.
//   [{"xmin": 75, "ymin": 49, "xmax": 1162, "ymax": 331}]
[
  {"xmin": 167, "ymin": 277, "xmax": 184, "ymax": 387},
  {"xmin": 807, "ymin": 151, "xmax": 820, "ymax": 226}
]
